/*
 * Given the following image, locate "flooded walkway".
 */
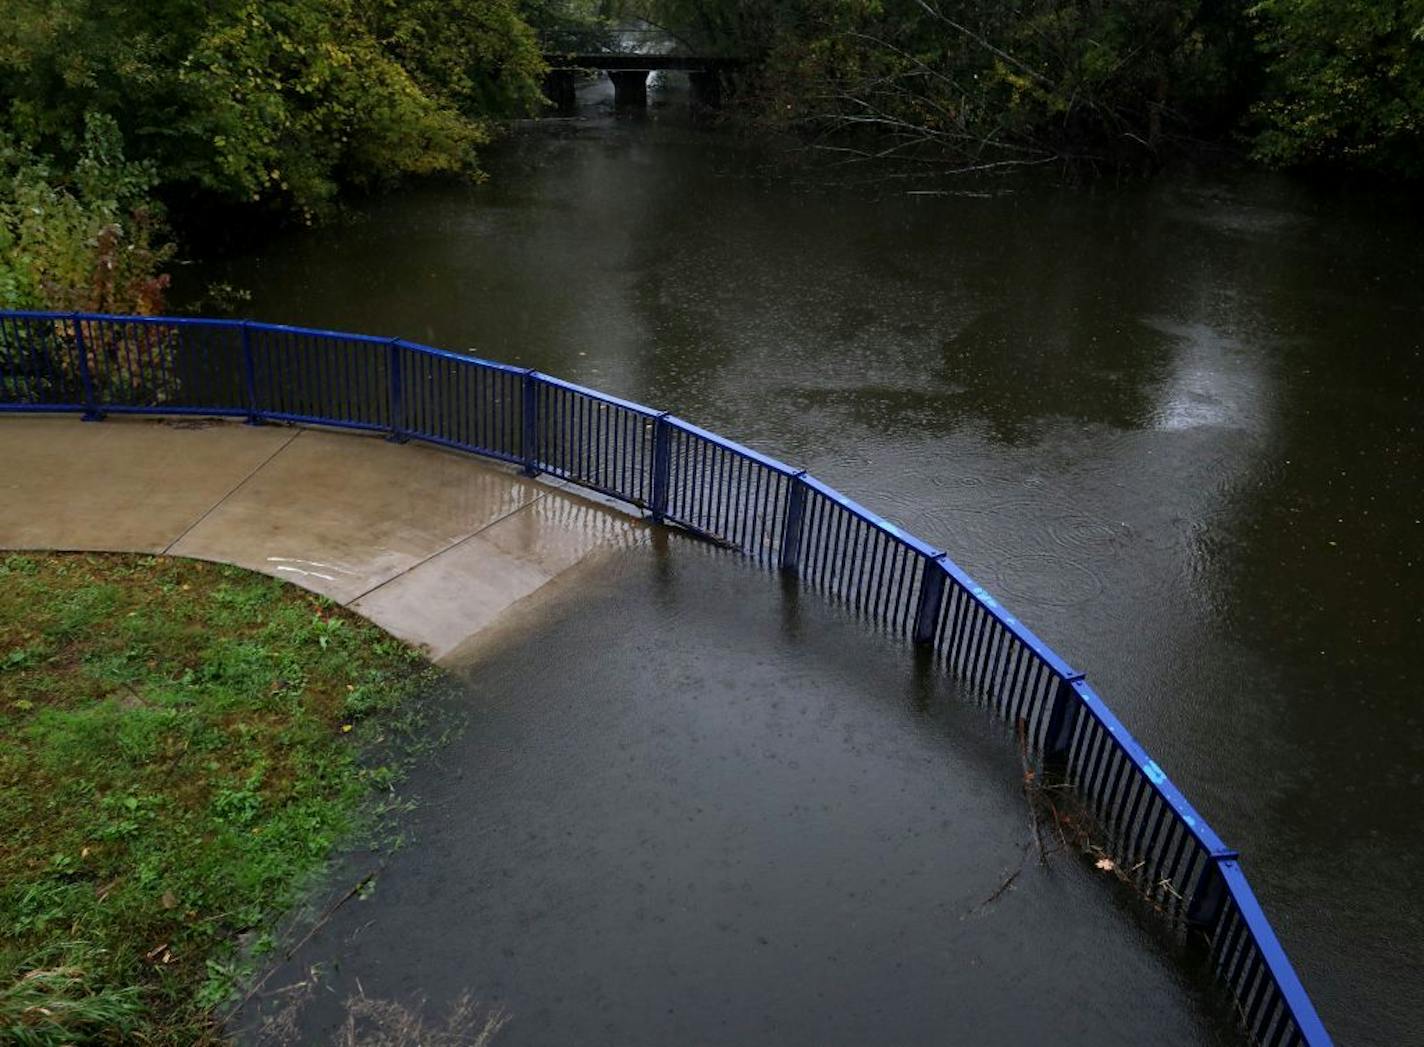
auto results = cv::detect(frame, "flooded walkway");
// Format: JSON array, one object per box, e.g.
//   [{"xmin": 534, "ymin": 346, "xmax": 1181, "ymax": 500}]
[
  {"xmin": 0, "ymin": 416, "xmax": 643, "ymax": 661},
  {"xmin": 235, "ymin": 544, "xmax": 1238, "ymax": 1045}
]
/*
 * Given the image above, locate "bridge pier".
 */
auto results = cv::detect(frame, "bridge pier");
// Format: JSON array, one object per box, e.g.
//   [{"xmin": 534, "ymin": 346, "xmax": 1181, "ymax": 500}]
[
  {"xmin": 609, "ymin": 69, "xmax": 650, "ymax": 110},
  {"xmin": 543, "ymin": 68, "xmax": 577, "ymax": 115},
  {"xmin": 540, "ymin": 55, "xmax": 740, "ymax": 116},
  {"xmin": 688, "ymin": 70, "xmax": 723, "ymax": 112}
]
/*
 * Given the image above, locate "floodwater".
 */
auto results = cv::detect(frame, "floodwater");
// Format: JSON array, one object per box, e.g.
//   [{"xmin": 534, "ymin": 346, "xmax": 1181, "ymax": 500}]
[
  {"xmin": 200, "ymin": 76, "xmax": 1424, "ymax": 1045},
  {"xmin": 239, "ymin": 541, "xmax": 1236, "ymax": 1045}
]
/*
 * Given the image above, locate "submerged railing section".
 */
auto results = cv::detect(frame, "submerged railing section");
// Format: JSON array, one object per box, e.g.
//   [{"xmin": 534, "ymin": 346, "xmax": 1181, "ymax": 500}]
[{"xmin": 0, "ymin": 310, "xmax": 1331, "ymax": 1045}]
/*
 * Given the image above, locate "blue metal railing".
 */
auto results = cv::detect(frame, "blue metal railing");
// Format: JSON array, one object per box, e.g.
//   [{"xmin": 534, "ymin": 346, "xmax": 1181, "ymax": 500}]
[{"xmin": 0, "ymin": 310, "xmax": 1331, "ymax": 1045}]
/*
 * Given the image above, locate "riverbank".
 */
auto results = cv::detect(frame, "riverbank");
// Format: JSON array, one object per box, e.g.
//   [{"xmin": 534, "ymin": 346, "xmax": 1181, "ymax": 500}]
[{"xmin": 0, "ymin": 553, "xmax": 436, "ymax": 1044}]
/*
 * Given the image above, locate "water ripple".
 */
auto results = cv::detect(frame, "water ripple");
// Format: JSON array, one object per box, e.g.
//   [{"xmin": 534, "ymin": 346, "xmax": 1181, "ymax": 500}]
[{"xmin": 990, "ymin": 552, "xmax": 1106, "ymax": 609}]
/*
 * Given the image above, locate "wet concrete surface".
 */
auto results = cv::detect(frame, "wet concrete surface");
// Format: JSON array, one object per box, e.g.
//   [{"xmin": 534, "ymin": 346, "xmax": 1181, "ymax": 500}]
[
  {"xmin": 0, "ymin": 414, "xmax": 294, "ymax": 552},
  {"xmin": 0, "ymin": 416, "xmax": 643, "ymax": 661},
  {"xmin": 168, "ymin": 425, "xmax": 545, "ymax": 603},
  {"xmin": 236, "ymin": 543, "xmax": 1238, "ymax": 1047}
]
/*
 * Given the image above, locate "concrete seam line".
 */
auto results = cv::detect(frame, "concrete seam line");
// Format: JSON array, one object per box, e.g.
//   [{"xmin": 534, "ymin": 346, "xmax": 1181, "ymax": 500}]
[
  {"xmin": 160, "ymin": 425, "xmax": 304, "ymax": 556},
  {"xmin": 344, "ymin": 490, "xmax": 548, "ymax": 606}
]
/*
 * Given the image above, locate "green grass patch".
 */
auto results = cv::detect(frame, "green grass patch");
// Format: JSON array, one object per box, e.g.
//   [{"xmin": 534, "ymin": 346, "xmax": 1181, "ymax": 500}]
[{"xmin": 0, "ymin": 553, "xmax": 438, "ymax": 1044}]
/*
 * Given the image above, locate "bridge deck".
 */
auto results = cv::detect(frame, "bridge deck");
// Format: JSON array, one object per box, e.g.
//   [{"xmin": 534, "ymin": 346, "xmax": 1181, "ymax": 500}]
[
  {"xmin": 543, "ymin": 53, "xmax": 739, "ymax": 71},
  {"xmin": 0, "ymin": 417, "xmax": 645, "ymax": 663}
]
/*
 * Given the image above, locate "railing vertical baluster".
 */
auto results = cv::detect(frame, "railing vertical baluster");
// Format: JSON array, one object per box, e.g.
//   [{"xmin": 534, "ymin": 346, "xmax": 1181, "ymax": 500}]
[
  {"xmin": 72, "ymin": 314, "xmax": 102, "ymax": 421},
  {"xmin": 778, "ymin": 470, "xmax": 809, "ymax": 573},
  {"xmin": 521, "ymin": 369, "xmax": 540, "ymax": 475},
  {"xmin": 241, "ymin": 321, "xmax": 262, "ymax": 425},
  {"xmin": 1187, "ymin": 853, "xmax": 1238, "ymax": 928},
  {"xmin": 649, "ymin": 412, "xmax": 672, "ymax": 522},
  {"xmin": 1043, "ymin": 672, "xmax": 1086, "ymax": 760},
  {"xmin": 386, "ymin": 339, "xmax": 406, "ymax": 443},
  {"xmin": 115, "ymin": 323, "xmax": 137, "ymax": 401},
  {"xmin": 912, "ymin": 555, "xmax": 948, "ymax": 645},
  {"xmin": 7, "ymin": 317, "xmax": 39, "ymax": 402}
]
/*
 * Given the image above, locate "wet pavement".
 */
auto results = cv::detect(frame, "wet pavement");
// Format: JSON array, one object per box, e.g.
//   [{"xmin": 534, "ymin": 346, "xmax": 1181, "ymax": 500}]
[{"xmin": 0, "ymin": 416, "xmax": 643, "ymax": 661}]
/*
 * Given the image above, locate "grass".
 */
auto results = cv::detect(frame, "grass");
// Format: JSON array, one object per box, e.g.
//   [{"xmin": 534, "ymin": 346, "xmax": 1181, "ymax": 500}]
[{"xmin": 0, "ymin": 553, "xmax": 439, "ymax": 1044}]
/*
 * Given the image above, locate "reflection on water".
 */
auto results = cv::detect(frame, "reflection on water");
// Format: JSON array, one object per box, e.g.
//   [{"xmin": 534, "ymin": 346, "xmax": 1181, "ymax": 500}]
[
  {"xmin": 193, "ymin": 77, "xmax": 1424, "ymax": 1044},
  {"xmin": 1146, "ymin": 319, "xmax": 1266, "ymax": 433}
]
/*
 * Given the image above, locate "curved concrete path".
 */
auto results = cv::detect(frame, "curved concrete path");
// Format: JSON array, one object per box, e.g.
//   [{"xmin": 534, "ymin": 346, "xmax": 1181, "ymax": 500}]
[{"xmin": 0, "ymin": 416, "xmax": 646, "ymax": 663}]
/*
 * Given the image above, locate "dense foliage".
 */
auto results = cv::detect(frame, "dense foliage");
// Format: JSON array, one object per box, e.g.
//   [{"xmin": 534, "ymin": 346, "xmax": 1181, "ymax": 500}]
[
  {"xmin": 621, "ymin": 0, "xmax": 1423, "ymax": 177},
  {"xmin": 0, "ymin": 0, "xmax": 584, "ymax": 310},
  {"xmin": 1, "ymin": 114, "xmax": 173, "ymax": 314},
  {"xmin": 1250, "ymin": 0, "xmax": 1424, "ymax": 178},
  {"xmin": 0, "ymin": 0, "xmax": 551, "ymax": 215}
]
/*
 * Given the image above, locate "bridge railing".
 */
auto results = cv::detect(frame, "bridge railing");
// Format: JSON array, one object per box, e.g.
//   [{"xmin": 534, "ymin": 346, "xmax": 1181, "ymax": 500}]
[{"xmin": 0, "ymin": 309, "xmax": 1331, "ymax": 1046}]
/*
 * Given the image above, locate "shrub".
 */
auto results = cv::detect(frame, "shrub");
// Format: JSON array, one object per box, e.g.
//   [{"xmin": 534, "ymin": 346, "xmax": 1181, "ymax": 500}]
[
  {"xmin": 0, "ymin": 114, "xmax": 172, "ymax": 314},
  {"xmin": 1250, "ymin": 0, "xmax": 1424, "ymax": 178}
]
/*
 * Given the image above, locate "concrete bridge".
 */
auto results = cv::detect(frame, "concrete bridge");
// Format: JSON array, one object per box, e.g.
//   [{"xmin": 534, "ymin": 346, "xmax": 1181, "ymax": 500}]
[{"xmin": 542, "ymin": 53, "xmax": 741, "ymax": 112}]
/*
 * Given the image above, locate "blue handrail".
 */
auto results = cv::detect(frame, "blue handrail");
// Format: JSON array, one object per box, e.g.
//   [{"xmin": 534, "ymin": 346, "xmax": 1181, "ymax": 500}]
[{"xmin": 0, "ymin": 310, "xmax": 1331, "ymax": 1045}]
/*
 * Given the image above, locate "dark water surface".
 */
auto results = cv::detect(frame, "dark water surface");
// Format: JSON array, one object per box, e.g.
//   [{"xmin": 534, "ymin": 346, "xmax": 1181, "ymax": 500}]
[
  {"xmin": 202, "ymin": 81, "xmax": 1423, "ymax": 1045},
  {"xmin": 242, "ymin": 543, "xmax": 1235, "ymax": 1045}
]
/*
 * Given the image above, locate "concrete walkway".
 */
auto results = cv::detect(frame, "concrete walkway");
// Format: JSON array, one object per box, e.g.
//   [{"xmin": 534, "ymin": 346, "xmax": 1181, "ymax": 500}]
[{"xmin": 0, "ymin": 416, "xmax": 645, "ymax": 662}]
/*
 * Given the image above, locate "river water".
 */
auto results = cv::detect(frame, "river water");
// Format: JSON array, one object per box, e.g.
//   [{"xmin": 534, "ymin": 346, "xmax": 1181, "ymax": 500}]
[{"xmin": 197, "ymin": 77, "xmax": 1422, "ymax": 1045}]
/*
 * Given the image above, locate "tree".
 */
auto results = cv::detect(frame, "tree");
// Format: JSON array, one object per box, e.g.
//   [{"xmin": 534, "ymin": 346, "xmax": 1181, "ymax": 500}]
[
  {"xmin": 617, "ymin": 0, "xmax": 1257, "ymax": 172},
  {"xmin": 0, "ymin": 113, "xmax": 172, "ymax": 313},
  {"xmin": 0, "ymin": 0, "xmax": 549, "ymax": 216},
  {"xmin": 1250, "ymin": 0, "xmax": 1424, "ymax": 178}
]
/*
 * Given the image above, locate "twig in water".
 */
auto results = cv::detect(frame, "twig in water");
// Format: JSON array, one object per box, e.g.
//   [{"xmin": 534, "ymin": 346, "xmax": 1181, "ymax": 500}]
[
  {"xmin": 980, "ymin": 867, "xmax": 1021, "ymax": 908},
  {"xmin": 224, "ymin": 867, "xmax": 381, "ymax": 1023},
  {"xmin": 1016, "ymin": 718, "xmax": 1046, "ymax": 865}
]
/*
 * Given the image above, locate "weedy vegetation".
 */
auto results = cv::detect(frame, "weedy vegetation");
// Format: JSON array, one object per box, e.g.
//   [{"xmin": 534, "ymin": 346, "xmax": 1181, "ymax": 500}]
[{"xmin": 0, "ymin": 553, "xmax": 441, "ymax": 1045}]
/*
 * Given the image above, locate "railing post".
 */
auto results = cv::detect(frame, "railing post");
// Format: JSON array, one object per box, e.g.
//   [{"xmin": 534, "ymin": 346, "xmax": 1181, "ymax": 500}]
[
  {"xmin": 386, "ymin": 339, "xmax": 406, "ymax": 443},
  {"xmin": 240, "ymin": 321, "xmax": 261, "ymax": 425},
  {"xmin": 521, "ymin": 369, "xmax": 539, "ymax": 476},
  {"xmin": 72, "ymin": 313, "xmax": 102, "ymax": 421},
  {"xmin": 1185, "ymin": 852, "xmax": 1239, "ymax": 929},
  {"xmin": 649, "ymin": 412, "xmax": 672, "ymax": 523},
  {"xmin": 911, "ymin": 554, "xmax": 948, "ymax": 645},
  {"xmin": 1042, "ymin": 673, "xmax": 1087, "ymax": 760},
  {"xmin": 778, "ymin": 470, "xmax": 809, "ymax": 573}
]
